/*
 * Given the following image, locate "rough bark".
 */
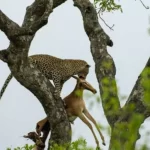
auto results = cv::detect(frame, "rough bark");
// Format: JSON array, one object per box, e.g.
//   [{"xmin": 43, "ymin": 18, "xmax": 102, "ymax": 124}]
[
  {"xmin": 73, "ymin": 0, "xmax": 150, "ymax": 149},
  {"xmin": 0, "ymin": 0, "xmax": 71, "ymax": 149}
]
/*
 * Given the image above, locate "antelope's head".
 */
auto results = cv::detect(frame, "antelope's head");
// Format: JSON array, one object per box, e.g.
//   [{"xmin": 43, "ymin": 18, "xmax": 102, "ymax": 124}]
[{"xmin": 72, "ymin": 76, "xmax": 97, "ymax": 94}]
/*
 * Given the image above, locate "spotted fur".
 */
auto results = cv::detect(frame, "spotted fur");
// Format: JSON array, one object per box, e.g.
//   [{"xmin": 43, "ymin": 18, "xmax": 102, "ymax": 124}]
[{"xmin": 0, "ymin": 54, "xmax": 90, "ymax": 99}]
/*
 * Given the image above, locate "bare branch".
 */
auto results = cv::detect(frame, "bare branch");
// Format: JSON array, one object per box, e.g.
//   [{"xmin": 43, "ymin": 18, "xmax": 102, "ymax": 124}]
[
  {"xmin": 53, "ymin": 0, "xmax": 67, "ymax": 9},
  {"xmin": 0, "ymin": 0, "xmax": 68, "ymax": 43},
  {"xmin": 21, "ymin": 0, "xmax": 53, "ymax": 34},
  {"xmin": 99, "ymin": 15, "xmax": 114, "ymax": 31},
  {"xmin": 22, "ymin": 0, "xmax": 67, "ymax": 27},
  {"xmin": 138, "ymin": 0, "xmax": 149, "ymax": 9},
  {"xmin": 0, "ymin": 10, "xmax": 36, "ymax": 44},
  {"xmin": 0, "ymin": 10, "xmax": 24, "ymax": 40},
  {"xmin": 97, "ymin": 10, "xmax": 114, "ymax": 31},
  {"xmin": 73, "ymin": 0, "xmax": 120, "ymax": 127}
]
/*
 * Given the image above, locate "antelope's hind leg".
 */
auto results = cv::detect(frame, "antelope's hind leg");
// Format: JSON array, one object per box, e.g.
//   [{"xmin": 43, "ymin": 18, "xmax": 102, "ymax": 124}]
[{"xmin": 36, "ymin": 117, "xmax": 48, "ymax": 135}]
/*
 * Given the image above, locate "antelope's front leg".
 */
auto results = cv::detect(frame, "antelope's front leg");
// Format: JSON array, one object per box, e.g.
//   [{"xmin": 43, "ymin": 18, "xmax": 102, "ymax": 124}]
[
  {"xmin": 78, "ymin": 113, "xmax": 100, "ymax": 149},
  {"xmin": 83, "ymin": 108, "xmax": 106, "ymax": 146}
]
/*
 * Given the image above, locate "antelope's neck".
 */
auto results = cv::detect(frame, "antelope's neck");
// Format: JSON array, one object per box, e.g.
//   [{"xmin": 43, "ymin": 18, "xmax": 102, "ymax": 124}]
[{"xmin": 72, "ymin": 88, "xmax": 84, "ymax": 98}]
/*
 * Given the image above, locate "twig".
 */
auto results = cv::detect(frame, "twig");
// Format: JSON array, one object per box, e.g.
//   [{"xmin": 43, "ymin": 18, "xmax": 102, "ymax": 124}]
[
  {"xmin": 139, "ymin": 0, "xmax": 149, "ymax": 9},
  {"xmin": 98, "ymin": 10, "xmax": 114, "ymax": 31}
]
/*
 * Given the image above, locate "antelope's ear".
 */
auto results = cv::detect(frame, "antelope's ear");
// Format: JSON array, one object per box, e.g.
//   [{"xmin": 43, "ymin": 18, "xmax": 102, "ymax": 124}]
[{"xmin": 86, "ymin": 64, "xmax": 91, "ymax": 68}]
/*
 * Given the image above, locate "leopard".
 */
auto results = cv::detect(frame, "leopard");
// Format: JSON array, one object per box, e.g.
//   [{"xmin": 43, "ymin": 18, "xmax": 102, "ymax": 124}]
[{"xmin": 0, "ymin": 54, "xmax": 90, "ymax": 100}]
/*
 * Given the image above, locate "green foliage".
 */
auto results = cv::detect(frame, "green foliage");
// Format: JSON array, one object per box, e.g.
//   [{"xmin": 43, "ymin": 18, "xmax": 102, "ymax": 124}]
[
  {"xmin": 69, "ymin": 138, "xmax": 93, "ymax": 150},
  {"xmin": 7, "ymin": 139, "xmax": 94, "ymax": 150},
  {"xmin": 7, "ymin": 144, "xmax": 35, "ymax": 150},
  {"xmin": 139, "ymin": 145, "xmax": 149, "ymax": 150},
  {"xmin": 94, "ymin": 0, "xmax": 122, "ymax": 12},
  {"xmin": 141, "ymin": 67, "xmax": 150, "ymax": 108}
]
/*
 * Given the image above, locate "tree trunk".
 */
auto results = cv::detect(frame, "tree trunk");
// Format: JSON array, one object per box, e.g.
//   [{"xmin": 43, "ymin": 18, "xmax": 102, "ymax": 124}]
[
  {"xmin": 0, "ymin": 0, "xmax": 71, "ymax": 149},
  {"xmin": 73, "ymin": 0, "xmax": 150, "ymax": 149}
]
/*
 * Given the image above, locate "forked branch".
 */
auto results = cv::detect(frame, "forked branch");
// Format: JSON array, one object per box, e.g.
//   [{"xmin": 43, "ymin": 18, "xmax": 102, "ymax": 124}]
[
  {"xmin": 108, "ymin": 57, "xmax": 150, "ymax": 150},
  {"xmin": 0, "ymin": 0, "xmax": 55, "ymax": 43}
]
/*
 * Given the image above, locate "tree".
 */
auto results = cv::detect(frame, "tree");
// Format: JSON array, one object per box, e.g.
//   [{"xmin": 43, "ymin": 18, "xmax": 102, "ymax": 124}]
[{"xmin": 0, "ymin": 0, "xmax": 150, "ymax": 150}]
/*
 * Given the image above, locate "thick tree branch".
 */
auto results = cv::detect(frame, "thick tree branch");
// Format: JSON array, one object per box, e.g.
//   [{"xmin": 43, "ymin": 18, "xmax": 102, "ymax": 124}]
[
  {"xmin": 22, "ymin": 0, "xmax": 68, "ymax": 35},
  {"xmin": 73, "ymin": 0, "xmax": 120, "ymax": 127},
  {"xmin": 0, "ymin": 10, "xmax": 37, "ymax": 44},
  {"xmin": 22, "ymin": 0, "xmax": 53, "ymax": 34},
  {"xmin": 0, "ymin": 10, "xmax": 26, "ymax": 41},
  {"xmin": 22, "ymin": 0, "xmax": 67, "ymax": 28},
  {"xmin": 0, "ymin": 0, "xmax": 66, "ymax": 43},
  {"xmin": 6, "ymin": 0, "xmax": 66, "ymax": 54},
  {"xmin": 0, "ymin": 10, "xmax": 19, "ymax": 33},
  {"xmin": 123, "ymin": 57, "xmax": 150, "ymax": 118},
  {"xmin": 53, "ymin": 0, "xmax": 67, "ymax": 9}
]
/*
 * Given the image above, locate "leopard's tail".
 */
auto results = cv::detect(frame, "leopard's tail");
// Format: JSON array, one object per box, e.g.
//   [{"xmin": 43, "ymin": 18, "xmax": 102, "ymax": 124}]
[{"xmin": 0, "ymin": 73, "xmax": 13, "ymax": 100}]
